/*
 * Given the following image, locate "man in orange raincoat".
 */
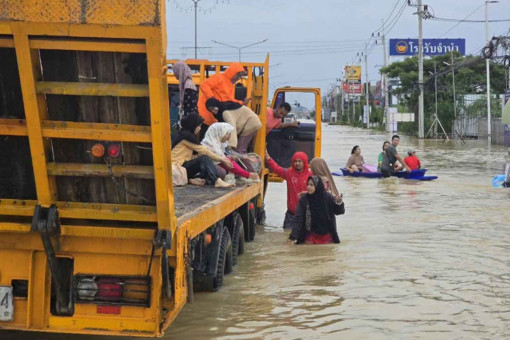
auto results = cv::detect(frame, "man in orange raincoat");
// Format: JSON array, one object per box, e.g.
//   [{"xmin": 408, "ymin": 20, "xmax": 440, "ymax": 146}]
[{"xmin": 197, "ymin": 63, "xmax": 261, "ymax": 153}]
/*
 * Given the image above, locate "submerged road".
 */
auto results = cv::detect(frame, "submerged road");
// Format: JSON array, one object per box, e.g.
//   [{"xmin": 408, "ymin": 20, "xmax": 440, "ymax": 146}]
[{"xmin": 2, "ymin": 124, "xmax": 510, "ymax": 339}]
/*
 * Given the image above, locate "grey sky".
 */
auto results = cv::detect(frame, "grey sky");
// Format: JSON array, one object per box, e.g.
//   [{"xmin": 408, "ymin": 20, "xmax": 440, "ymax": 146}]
[{"xmin": 166, "ymin": 0, "xmax": 510, "ymax": 108}]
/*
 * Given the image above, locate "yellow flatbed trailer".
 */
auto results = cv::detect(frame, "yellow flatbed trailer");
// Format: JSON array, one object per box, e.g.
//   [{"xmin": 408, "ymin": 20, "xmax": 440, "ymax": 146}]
[{"xmin": 0, "ymin": 0, "xmax": 266, "ymax": 337}]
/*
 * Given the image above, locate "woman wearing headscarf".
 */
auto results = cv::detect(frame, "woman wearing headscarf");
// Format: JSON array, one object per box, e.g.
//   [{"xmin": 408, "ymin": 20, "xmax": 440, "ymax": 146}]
[
  {"xmin": 172, "ymin": 61, "xmax": 198, "ymax": 116},
  {"xmin": 265, "ymin": 150, "xmax": 312, "ymax": 230},
  {"xmin": 201, "ymin": 123, "xmax": 260, "ymax": 183},
  {"xmin": 171, "ymin": 114, "xmax": 234, "ymax": 188},
  {"xmin": 206, "ymin": 97, "xmax": 262, "ymax": 154},
  {"xmin": 310, "ymin": 157, "xmax": 340, "ymax": 199},
  {"xmin": 289, "ymin": 176, "xmax": 345, "ymax": 245}
]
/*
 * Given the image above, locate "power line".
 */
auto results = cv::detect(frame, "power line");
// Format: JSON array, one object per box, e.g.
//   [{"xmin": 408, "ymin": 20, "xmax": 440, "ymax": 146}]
[
  {"xmin": 371, "ymin": 0, "xmax": 404, "ymax": 34},
  {"xmin": 385, "ymin": 0, "xmax": 409, "ymax": 35},
  {"xmin": 438, "ymin": 3, "xmax": 484, "ymax": 38},
  {"xmin": 432, "ymin": 17, "xmax": 510, "ymax": 23}
]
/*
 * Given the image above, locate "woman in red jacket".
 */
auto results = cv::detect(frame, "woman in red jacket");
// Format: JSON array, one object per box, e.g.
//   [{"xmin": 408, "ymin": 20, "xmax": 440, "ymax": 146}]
[{"xmin": 265, "ymin": 150, "xmax": 312, "ymax": 229}]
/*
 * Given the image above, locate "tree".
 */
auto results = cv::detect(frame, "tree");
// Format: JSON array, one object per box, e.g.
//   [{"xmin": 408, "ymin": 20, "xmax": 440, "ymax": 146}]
[{"xmin": 380, "ymin": 53, "xmax": 507, "ymax": 136}]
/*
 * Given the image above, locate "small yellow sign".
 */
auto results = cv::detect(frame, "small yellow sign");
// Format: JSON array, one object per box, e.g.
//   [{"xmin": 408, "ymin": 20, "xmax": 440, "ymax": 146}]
[{"xmin": 345, "ymin": 65, "xmax": 361, "ymax": 82}]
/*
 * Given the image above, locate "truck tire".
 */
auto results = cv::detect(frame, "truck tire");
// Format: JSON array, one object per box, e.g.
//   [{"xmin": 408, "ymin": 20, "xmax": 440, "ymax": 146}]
[
  {"xmin": 248, "ymin": 202, "xmax": 256, "ymax": 242},
  {"xmin": 212, "ymin": 228, "xmax": 233, "ymax": 290},
  {"xmin": 237, "ymin": 220, "xmax": 245, "ymax": 256},
  {"xmin": 231, "ymin": 212, "xmax": 245, "ymax": 265}
]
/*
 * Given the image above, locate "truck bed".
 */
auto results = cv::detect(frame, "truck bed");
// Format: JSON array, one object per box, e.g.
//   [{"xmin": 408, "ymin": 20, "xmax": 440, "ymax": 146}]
[
  {"xmin": 174, "ymin": 185, "xmax": 235, "ymax": 218},
  {"xmin": 174, "ymin": 183, "xmax": 261, "ymax": 229}
]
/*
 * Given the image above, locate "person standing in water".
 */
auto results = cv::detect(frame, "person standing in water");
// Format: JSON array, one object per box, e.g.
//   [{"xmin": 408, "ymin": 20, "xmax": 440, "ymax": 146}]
[
  {"xmin": 310, "ymin": 157, "xmax": 340, "ymax": 199},
  {"xmin": 289, "ymin": 176, "xmax": 345, "ymax": 244},
  {"xmin": 265, "ymin": 150, "xmax": 312, "ymax": 230}
]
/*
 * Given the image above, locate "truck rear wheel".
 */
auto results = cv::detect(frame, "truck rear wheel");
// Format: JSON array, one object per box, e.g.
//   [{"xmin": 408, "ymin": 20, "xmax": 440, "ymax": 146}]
[
  {"xmin": 231, "ymin": 211, "xmax": 245, "ymax": 265},
  {"xmin": 240, "ymin": 201, "xmax": 256, "ymax": 243},
  {"xmin": 248, "ymin": 202, "xmax": 256, "ymax": 241},
  {"xmin": 212, "ymin": 228, "xmax": 232, "ymax": 290}
]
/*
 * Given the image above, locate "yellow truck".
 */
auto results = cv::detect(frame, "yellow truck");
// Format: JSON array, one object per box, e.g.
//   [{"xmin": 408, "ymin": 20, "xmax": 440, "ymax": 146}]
[{"xmin": 0, "ymin": 0, "xmax": 322, "ymax": 337}]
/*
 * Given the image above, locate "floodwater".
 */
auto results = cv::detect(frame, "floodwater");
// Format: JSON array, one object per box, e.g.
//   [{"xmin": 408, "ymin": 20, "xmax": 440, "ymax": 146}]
[{"xmin": 3, "ymin": 125, "xmax": 510, "ymax": 339}]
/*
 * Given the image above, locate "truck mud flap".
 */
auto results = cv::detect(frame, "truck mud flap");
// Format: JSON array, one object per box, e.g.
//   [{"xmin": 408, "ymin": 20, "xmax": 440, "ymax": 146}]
[{"xmin": 31, "ymin": 204, "xmax": 74, "ymax": 316}]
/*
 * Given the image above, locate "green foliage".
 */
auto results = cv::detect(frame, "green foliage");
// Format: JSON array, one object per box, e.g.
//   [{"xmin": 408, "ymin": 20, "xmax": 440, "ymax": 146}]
[
  {"xmin": 463, "ymin": 97, "xmax": 502, "ymax": 117},
  {"xmin": 380, "ymin": 53, "xmax": 507, "ymax": 135}
]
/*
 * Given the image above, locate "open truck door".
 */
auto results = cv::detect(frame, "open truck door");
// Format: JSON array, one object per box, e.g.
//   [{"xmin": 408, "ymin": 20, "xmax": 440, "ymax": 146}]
[{"xmin": 267, "ymin": 87, "xmax": 322, "ymax": 182}]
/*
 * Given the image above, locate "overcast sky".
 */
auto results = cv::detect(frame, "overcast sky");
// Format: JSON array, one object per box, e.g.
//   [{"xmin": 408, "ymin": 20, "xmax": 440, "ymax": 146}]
[{"xmin": 166, "ymin": 0, "xmax": 510, "ymax": 108}]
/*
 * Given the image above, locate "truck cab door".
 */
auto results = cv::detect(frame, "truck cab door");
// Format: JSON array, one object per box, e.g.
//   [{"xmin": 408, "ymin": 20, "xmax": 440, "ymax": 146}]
[{"xmin": 266, "ymin": 87, "xmax": 322, "ymax": 182}]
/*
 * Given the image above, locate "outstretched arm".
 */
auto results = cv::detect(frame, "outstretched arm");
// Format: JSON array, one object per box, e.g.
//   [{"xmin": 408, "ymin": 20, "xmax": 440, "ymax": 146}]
[
  {"xmin": 395, "ymin": 154, "xmax": 411, "ymax": 172},
  {"xmin": 329, "ymin": 194, "xmax": 345, "ymax": 215},
  {"xmin": 265, "ymin": 149, "xmax": 287, "ymax": 179}
]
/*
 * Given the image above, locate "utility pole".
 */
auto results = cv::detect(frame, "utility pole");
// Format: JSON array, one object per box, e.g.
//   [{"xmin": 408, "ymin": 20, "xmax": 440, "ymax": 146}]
[
  {"xmin": 451, "ymin": 51, "xmax": 457, "ymax": 121},
  {"xmin": 417, "ymin": 0, "xmax": 425, "ymax": 138},
  {"xmin": 340, "ymin": 80, "xmax": 344, "ymax": 119},
  {"xmin": 433, "ymin": 61, "xmax": 438, "ymax": 138},
  {"xmin": 365, "ymin": 53, "xmax": 370, "ymax": 128},
  {"xmin": 382, "ymin": 19, "xmax": 390, "ymax": 132},
  {"xmin": 347, "ymin": 70, "xmax": 351, "ymax": 122},
  {"xmin": 485, "ymin": 0, "xmax": 498, "ymax": 144},
  {"xmin": 192, "ymin": 0, "xmax": 201, "ymax": 59}
]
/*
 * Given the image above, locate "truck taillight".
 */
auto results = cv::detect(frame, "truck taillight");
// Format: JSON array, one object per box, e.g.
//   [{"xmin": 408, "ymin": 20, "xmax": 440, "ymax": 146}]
[
  {"xmin": 107, "ymin": 144, "xmax": 121, "ymax": 158},
  {"xmin": 97, "ymin": 277, "xmax": 122, "ymax": 299},
  {"xmin": 91, "ymin": 143, "xmax": 105, "ymax": 158},
  {"xmin": 74, "ymin": 275, "xmax": 151, "ymax": 307}
]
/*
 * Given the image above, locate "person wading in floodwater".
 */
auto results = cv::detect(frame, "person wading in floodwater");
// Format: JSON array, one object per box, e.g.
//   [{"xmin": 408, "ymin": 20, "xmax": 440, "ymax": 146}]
[
  {"xmin": 265, "ymin": 150, "xmax": 312, "ymax": 230},
  {"xmin": 288, "ymin": 176, "xmax": 345, "ymax": 244}
]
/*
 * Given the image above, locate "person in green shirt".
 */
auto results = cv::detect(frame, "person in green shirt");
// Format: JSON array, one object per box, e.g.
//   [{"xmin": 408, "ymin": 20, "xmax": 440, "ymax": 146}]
[{"xmin": 377, "ymin": 141, "xmax": 390, "ymax": 173}]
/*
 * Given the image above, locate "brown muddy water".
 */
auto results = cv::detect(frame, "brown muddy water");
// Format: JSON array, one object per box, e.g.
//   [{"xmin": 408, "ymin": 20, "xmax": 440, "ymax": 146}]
[{"xmin": 3, "ymin": 125, "xmax": 510, "ymax": 339}]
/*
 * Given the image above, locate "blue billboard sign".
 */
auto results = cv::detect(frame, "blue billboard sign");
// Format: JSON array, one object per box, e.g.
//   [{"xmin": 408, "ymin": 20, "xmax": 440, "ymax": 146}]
[{"xmin": 389, "ymin": 39, "xmax": 465, "ymax": 56}]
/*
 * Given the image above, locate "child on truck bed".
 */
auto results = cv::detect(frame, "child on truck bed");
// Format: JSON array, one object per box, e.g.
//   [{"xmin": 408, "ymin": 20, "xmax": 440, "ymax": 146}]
[
  {"xmin": 201, "ymin": 123, "xmax": 260, "ymax": 184},
  {"xmin": 171, "ymin": 114, "xmax": 234, "ymax": 188}
]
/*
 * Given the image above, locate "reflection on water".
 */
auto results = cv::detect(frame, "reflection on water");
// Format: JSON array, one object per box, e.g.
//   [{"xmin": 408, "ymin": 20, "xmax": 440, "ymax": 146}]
[{"xmin": 3, "ymin": 125, "xmax": 510, "ymax": 339}]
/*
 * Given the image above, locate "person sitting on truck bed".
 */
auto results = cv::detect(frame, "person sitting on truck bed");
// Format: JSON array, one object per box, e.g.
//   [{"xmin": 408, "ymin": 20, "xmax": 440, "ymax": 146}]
[
  {"xmin": 288, "ymin": 176, "xmax": 344, "ymax": 244},
  {"xmin": 346, "ymin": 145, "xmax": 365, "ymax": 173},
  {"xmin": 265, "ymin": 149, "xmax": 312, "ymax": 230},
  {"xmin": 172, "ymin": 114, "xmax": 234, "ymax": 188},
  {"xmin": 198, "ymin": 62, "xmax": 247, "ymax": 127},
  {"xmin": 266, "ymin": 102, "xmax": 298, "ymax": 134},
  {"xmin": 205, "ymin": 97, "xmax": 262, "ymax": 154},
  {"xmin": 173, "ymin": 61, "xmax": 198, "ymax": 117},
  {"xmin": 201, "ymin": 122, "xmax": 260, "ymax": 184}
]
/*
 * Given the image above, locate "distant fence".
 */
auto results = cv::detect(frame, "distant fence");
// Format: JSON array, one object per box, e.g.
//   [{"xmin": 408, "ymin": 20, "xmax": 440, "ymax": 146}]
[{"xmin": 452, "ymin": 116, "xmax": 509, "ymax": 145}]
